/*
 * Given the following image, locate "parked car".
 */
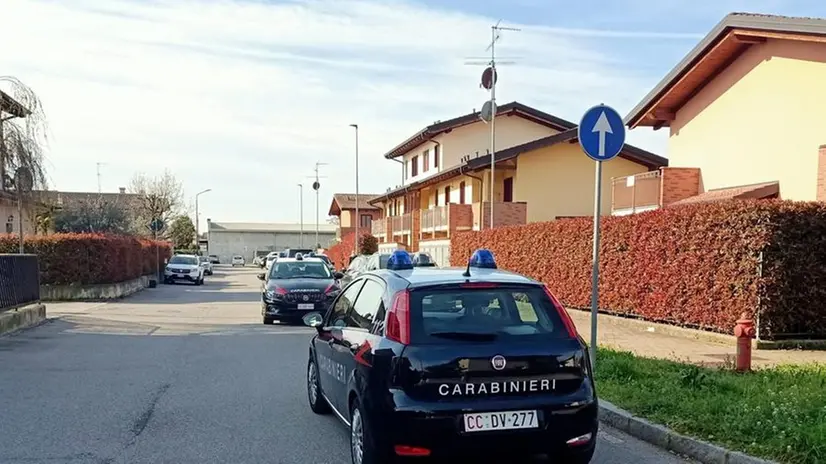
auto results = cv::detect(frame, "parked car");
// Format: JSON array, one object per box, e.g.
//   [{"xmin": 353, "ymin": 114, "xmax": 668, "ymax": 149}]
[
  {"xmin": 279, "ymin": 248, "xmax": 313, "ymax": 258},
  {"xmin": 208, "ymin": 255, "xmax": 220, "ymax": 264},
  {"xmin": 412, "ymin": 251, "xmax": 437, "ymax": 267},
  {"xmin": 264, "ymin": 252, "xmax": 279, "ymax": 270},
  {"xmin": 231, "ymin": 255, "xmax": 246, "ymax": 267},
  {"xmin": 198, "ymin": 256, "xmax": 214, "ymax": 275},
  {"xmin": 253, "ymin": 255, "xmax": 264, "ymax": 267},
  {"xmin": 164, "ymin": 254, "xmax": 205, "ymax": 285}
]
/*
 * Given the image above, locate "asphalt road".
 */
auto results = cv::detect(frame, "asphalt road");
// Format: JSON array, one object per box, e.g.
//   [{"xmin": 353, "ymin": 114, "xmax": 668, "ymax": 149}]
[{"xmin": 0, "ymin": 266, "xmax": 693, "ymax": 463}]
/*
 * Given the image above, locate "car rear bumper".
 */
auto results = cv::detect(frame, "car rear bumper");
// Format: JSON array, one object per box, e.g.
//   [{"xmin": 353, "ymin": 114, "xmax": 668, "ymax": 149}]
[{"xmin": 377, "ymin": 398, "xmax": 598, "ymax": 459}]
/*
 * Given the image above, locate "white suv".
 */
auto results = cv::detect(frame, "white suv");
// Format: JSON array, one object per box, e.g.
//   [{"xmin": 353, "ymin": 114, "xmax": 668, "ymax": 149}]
[
  {"xmin": 164, "ymin": 254, "xmax": 205, "ymax": 285},
  {"xmin": 231, "ymin": 255, "xmax": 246, "ymax": 267}
]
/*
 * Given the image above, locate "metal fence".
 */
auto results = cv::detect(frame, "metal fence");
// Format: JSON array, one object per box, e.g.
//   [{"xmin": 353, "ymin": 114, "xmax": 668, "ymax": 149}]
[{"xmin": 0, "ymin": 254, "xmax": 40, "ymax": 312}]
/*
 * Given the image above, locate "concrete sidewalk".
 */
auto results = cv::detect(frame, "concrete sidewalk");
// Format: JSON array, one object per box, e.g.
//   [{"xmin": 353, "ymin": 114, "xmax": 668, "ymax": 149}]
[{"xmin": 567, "ymin": 308, "xmax": 826, "ymax": 367}]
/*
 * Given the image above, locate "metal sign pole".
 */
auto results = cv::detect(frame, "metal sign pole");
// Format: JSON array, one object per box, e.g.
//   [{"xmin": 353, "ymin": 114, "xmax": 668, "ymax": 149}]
[
  {"xmin": 17, "ymin": 191, "xmax": 23, "ymax": 253},
  {"xmin": 589, "ymin": 160, "xmax": 603, "ymax": 368}
]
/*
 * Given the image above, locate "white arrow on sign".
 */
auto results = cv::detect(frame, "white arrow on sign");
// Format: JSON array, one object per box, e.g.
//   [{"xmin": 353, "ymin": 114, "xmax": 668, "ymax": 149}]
[{"xmin": 592, "ymin": 111, "xmax": 613, "ymax": 158}]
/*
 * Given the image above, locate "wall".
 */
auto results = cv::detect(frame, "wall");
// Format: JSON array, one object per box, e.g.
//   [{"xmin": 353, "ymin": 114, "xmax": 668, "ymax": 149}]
[
  {"xmin": 208, "ymin": 231, "xmax": 337, "ymax": 263},
  {"xmin": 338, "ymin": 209, "xmax": 382, "ymax": 237},
  {"xmin": 0, "ymin": 196, "xmax": 34, "ymax": 235},
  {"xmin": 340, "ymin": 210, "xmax": 351, "ymax": 227},
  {"xmin": 401, "ymin": 115, "xmax": 559, "ymax": 186},
  {"xmin": 669, "ymin": 39, "xmax": 826, "ymax": 201},
  {"xmin": 418, "ymin": 239, "xmax": 451, "ymax": 267},
  {"xmin": 515, "ymin": 142, "xmax": 650, "ymax": 222}
]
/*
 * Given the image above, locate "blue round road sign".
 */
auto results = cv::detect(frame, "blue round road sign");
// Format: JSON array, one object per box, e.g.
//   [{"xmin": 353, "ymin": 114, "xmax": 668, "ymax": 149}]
[{"xmin": 578, "ymin": 104, "xmax": 626, "ymax": 162}]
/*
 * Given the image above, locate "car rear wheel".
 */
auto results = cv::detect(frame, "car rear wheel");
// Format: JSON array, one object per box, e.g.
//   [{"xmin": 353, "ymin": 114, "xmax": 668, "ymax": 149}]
[
  {"xmin": 307, "ymin": 358, "xmax": 330, "ymax": 414},
  {"xmin": 350, "ymin": 398, "xmax": 390, "ymax": 464}
]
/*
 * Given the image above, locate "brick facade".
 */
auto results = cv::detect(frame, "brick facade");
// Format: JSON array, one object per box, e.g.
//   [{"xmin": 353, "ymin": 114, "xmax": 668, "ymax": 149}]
[
  {"xmin": 818, "ymin": 145, "xmax": 826, "ymax": 202},
  {"xmin": 659, "ymin": 167, "xmax": 702, "ymax": 206},
  {"xmin": 448, "ymin": 204, "xmax": 474, "ymax": 233},
  {"xmin": 474, "ymin": 202, "xmax": 528, "ymax": 229}
]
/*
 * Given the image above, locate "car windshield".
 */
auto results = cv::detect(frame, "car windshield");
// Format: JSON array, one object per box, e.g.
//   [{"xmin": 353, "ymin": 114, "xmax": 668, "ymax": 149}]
[
  {"xmin": 409, "ymin": 286, "xmax": 569, "ymax": 343},
  {"xmin": 169, "ymin": 256, "xmax": 198, "ymax": 266},
  {"xmin": 269, "ymin": 261, "xmax": 331, "ymax": 279},
  {"xmin": 199, "ymin": 257, "xmax": 208, "ymax": 262}
]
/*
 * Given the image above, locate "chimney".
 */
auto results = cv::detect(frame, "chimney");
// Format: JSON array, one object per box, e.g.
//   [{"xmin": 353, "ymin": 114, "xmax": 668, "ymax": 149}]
[{"xmin": 119, "ymin": 187, "xmax": 126, "ymax": 194}]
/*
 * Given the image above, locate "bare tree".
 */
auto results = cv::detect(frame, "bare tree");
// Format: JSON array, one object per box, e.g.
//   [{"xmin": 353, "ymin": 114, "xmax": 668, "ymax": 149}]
[
  {"xmin": 129, "ymin": 170, "xmax": 185, "ymax": 238},
  {"xmin": 0, "ymin": 76, "xmax": 48, "ymax": 191}
]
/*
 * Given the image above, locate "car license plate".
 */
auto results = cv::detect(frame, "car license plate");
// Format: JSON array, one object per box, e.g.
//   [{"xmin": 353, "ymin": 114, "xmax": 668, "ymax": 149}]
[
  {"xmin": 463, "ymin": 410, "xmax": 538, "ymax": 433},
  {"xmin": 176, "ymin": 274, "xmax": 185, "ymax": 278},
  {"xmin": 297, "ymin": 303, "xmax": 314, "ymax": 310}
]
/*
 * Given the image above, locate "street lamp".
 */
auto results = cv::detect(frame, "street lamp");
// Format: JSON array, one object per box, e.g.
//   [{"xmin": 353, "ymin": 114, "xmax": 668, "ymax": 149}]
[
  {"xmin": 297, "ymin": 183, "xmax": 304, "ymax": 247},
  {"xmin": 349, "ymin": 124, "xmax": 359, "ymax": 244},
  {"xmin": 195, "ymin": 189, "xmax": 212, "ymax": 250}
]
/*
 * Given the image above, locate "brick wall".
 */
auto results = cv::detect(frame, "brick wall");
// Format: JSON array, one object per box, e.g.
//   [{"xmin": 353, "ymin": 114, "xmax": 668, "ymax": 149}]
[
  {"xmin": 660, "ymin": 167, "xmax": 701, "ymax": 206},
  {"xmin": 448, "ymin": 203, "xmax": 473, "ymax": 234},
  {"xmin": 818, "ymin": 145, "xmax": 826, "ymax": 202},
  {"xmin": 475, "ymin": 202, "xmax": 528, "ymax": 229},
  {"xmin": 411, "ymin": 209, "xmax": 421, "ymax": 252}
]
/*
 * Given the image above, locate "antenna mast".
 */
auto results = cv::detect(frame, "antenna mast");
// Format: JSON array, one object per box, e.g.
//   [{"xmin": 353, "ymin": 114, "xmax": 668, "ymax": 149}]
[
  {"xmin": 466, "ymin": 21, "xmax": 520, "ymax": 229},
  {"xmin": 96, "ymin": 162, "xmax": 106, "ymax": 194}
]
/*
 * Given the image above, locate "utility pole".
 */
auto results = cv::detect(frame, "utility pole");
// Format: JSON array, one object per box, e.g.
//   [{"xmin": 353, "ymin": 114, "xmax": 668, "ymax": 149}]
[
  {"xmin": 350, "ymin": 124, "xmax": 359, "ymax": 244},
  {"xmin": 195, "ymin": 189, "xmax": 212, "ymax": 251},
  {"xmin": 297, "ymin": 183, "xmax": 304, "ymax": 247},
  {"xmin": 466, "ymin": 21, "xmax": 519, "ymax": 229},
  {"xmin": 96, "ymin": 162, "xmax": 106, "ymax": 194}
]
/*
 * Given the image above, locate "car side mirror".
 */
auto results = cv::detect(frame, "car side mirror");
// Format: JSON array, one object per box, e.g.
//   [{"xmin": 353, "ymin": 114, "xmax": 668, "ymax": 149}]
[
  {"xmin": 257, "ymin": 273, "xmax": 265, "ymax": 280},
  {"xmin": 333, "ymin": 271, "xmax": 344, "ymax": 280},
  {"xmin": 302, "ymin": 312, "xmax": 324, "ymax": 330}
]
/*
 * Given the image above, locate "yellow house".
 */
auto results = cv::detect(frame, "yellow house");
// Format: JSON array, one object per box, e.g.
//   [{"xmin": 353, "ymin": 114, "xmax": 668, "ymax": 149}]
[
  {"xmin": 618, "ymin": 12, "xmax": 826, "ymax": 213},
  {"xmin": 368, "ymin": 102, "xmax": 667, "ymax": 265}
]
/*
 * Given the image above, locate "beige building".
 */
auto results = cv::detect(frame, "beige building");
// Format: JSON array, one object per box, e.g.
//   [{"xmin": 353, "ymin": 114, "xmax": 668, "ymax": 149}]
[
  {"xmin": 369, "ymin": 102, "xmax": 666, "ymax": 265},
  {"xmin": 617, "ymin": 13, "xmax": 826, "ymax": 213},
  {"xmin": 0, "ymin": 192, "xmax": 34, "ymax": 236}
]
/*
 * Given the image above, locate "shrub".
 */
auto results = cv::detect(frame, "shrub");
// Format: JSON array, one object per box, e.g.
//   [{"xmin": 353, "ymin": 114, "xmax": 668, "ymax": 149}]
[
  {"xmin": 0, "ymin": 233, "xmax": 172, "ymax": 285},
  {"xmin": 328, "ymin": 232, "xmax": 355, "ymax": 271},
  {"xmin": 451, "ymin": 200, "xmax": 826, "ymax": 340},
  {"xmin": 358, "ymin": 234, "xmax": 378, "ymax": 255}
]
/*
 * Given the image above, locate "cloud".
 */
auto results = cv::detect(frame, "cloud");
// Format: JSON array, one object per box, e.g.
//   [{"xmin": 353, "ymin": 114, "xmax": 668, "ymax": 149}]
[{"xmin": 1, "ymin": 0, "xmax": 681, "ymax": 226}]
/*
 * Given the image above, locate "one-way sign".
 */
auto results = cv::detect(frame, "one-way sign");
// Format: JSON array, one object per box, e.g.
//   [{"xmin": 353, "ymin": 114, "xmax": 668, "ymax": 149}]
[{"xmin": 578, "ymin": 104, "xmax": 626, "ymax": 162}]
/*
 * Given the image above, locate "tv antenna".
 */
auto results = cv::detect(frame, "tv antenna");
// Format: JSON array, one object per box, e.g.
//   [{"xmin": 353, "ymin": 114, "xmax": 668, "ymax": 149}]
[
  {"xmin": 464, "ymin": 20, "xmax": 520, "ymax": 229},
  {"xmin": 96, "ymin": 162, "xmax": 107, "ymax": 194}
]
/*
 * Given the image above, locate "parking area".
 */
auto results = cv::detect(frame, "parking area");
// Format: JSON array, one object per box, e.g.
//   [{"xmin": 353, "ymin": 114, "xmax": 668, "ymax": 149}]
[{"xmin": 0, "ymin": 266, "xmax": 692, "ymax": 463}]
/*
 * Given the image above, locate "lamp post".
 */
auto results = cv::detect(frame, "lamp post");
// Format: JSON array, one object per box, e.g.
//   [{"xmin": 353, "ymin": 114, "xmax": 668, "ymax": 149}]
[
  {"xmin": 297, "ymin": 183, "xmax": 304, "ymax": 247},
  {"xmin": 195, "ymin": 189, "xmax": 212, "ymax": 251},
  {"xmin": 349, "ymin": 124, "xmax": 359, "ymax": 244}
]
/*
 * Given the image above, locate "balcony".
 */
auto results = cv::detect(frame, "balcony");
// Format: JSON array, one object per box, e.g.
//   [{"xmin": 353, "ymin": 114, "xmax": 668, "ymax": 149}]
[
  {"xmin": 391, "ymin": 213, "xmax": 412, "ymax": 236},
  {"xmin": 421, "ymin": 203, "xmax": 473, "ymax": 238},
  {"xmin": 612, "ymin": 171, "xmax": 662, "ymax": 215},
  {"xmin": 472, "ymin": 202, "xmax": 528, "ymax": 230}
]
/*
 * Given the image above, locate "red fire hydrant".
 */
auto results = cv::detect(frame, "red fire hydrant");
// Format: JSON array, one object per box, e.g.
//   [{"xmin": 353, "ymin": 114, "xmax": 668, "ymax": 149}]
[{"xmin": 734, "ymin": 313, "xmax": 756, "ymax": 372}]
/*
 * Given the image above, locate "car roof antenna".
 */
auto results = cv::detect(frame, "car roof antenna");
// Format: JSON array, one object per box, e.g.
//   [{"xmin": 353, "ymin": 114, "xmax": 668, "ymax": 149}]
[{"xmin": 462, "ymin": 258, "xmax": 472, "ymax": 278}]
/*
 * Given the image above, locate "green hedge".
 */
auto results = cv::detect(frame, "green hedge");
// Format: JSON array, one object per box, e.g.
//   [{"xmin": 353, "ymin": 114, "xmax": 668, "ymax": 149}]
[
  {"xmin": 451, "ymin": 200, "xmax": 826, "ymax": 340},
  {"xmin": 0, "ymin": 233, "xmax": 172, "ymax": 285}
]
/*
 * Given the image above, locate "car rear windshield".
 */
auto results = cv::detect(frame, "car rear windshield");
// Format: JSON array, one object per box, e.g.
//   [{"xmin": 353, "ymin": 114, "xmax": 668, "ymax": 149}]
[
  {"xmin": 169, "ymin": 256, "xmax": 198, "ymax": 265},
  {"xmin": 409, "ymin": 285, "xmax": 570, "ymax": 343}
]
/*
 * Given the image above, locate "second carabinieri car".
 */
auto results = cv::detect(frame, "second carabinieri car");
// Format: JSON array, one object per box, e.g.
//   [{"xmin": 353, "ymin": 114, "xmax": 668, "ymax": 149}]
[
  {"xmin": 302, "ymin": 249, "xmax": 597, "ymax": 463},
  {"xmin": 259, "ymin": 254, "xmax": 344, "ymax": 325}
]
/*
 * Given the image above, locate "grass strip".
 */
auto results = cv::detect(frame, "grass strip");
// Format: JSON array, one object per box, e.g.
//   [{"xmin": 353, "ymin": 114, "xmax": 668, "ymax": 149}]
[{"xmin": 595, "ymin": 348, "xmax": 826, "ymax": 464}]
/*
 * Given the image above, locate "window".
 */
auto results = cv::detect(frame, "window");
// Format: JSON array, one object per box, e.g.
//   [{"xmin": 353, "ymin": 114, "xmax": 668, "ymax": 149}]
[
  {"xmin": 434, "ymin": 145, "xmax": 440, "ymax": 168},
  {"xmin": 503, "ymin": 177, "xmax": 514, "ymax": 202},
  {"xmin": 411, "ymin": 155, "xmax": 419, "ymax": 177},
  {"xmin": 360, "ymin": 214, "xmax": 372, "ymax": 228},
  {"xmin": 347, "ymin": 279, "xmax": 384, "ymax": 330},
  {"xmin": 329, "ymin": 281, "xmax": 364, "ymax": 328},
  {"xmin": 459, "ymin": 181, "xmax": 466, "ymax": 204},
  {"xmin": 410, "ymin": 286, "xmax": 570, "ymax": 343},
  {"xmin": 444, "ymin": 186, "xmax": 451, "ymax": 204},
  {"xmin": 423, "ymin": 150, "xmax": 430, "ymax": 172}
]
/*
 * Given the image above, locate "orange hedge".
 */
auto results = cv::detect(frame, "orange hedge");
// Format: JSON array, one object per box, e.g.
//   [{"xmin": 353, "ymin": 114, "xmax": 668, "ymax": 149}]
[
  {"xmin": 451, "ymin": 200, "xmax": 826, "ymax": 340},
  {"xmin": 0, "ymin": 233, "xmax": 172, "ymax": 285},
  {"xmin": 327, "ymin": 232, "xmax": 355, "ymax": 271}
]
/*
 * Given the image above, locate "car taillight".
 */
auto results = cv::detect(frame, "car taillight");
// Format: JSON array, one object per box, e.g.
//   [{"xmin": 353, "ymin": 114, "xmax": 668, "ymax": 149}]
[
  {"xmin": 543, "ymin": 286, "xmax": 578, "ymax": 338},
  {"xmin": 385, "ymin": 289, "xmax": 410, "ymax": 344}
]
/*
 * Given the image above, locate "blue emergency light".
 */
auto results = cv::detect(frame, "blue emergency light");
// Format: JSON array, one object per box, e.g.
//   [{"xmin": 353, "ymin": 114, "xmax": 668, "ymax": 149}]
[
  {"xmin": 386, "ymin": 250, "xmax": 414, "ymax": 271},
  {"xmin": 469, "ymin": 248, "xmax": 497, "ymax": 269}
]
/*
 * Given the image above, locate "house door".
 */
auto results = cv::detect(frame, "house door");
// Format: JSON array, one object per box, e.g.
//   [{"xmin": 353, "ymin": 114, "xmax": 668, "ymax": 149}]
[{"xmin": 503, "ymin": 177, "xmax": 514, "ymax": 202}]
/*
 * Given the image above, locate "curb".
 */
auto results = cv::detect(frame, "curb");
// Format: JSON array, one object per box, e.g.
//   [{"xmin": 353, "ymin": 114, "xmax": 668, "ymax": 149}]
[
  {"xmin": 599, "ymin": 401, "xmax": 777, "ymax": 464},
  {"xmin": 0, "ymin": 303, "xmax": 47, "ymax": 336}
]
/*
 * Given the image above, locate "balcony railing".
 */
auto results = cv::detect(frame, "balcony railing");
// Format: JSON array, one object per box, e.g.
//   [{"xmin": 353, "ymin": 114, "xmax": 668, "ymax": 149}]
[
  {"xmin": 391, "ymin": 213, "xmax": 412, "ymax": 235},
  {"xmin": 421, "ymin": 204, "xmax": 473, "ymax": 236},
  {"xmin": 612, "ymin": 171, "xmax": 661, "ymax": 214},
  {"xmin": 371, "ymin": 218, "xmax": 386, "ymax": 237}
]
